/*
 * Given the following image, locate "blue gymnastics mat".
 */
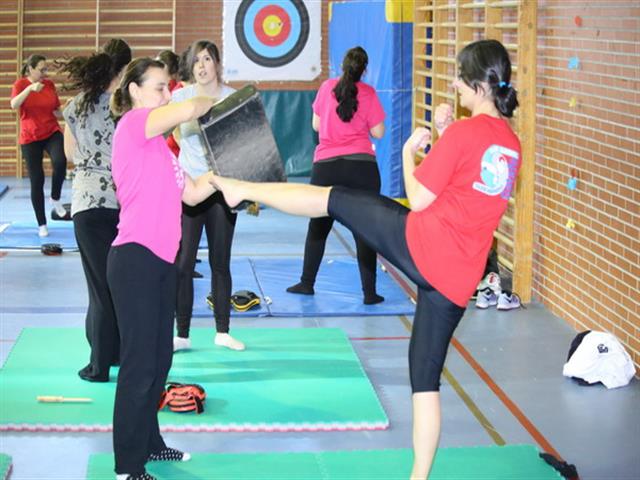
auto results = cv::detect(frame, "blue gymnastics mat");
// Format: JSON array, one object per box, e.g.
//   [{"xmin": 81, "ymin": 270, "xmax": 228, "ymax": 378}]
[
  {"xmin": 192, "ymin": 257, "xmax": 267, "ymax": 318},
  {"xmin": 0, "ymin": 209, "xmax": 346, "ymax": 254},
  {"xmin": 191, "ymin": 257, "xmax": 414, "ymax": 318},
  {"xmin": 0, "ymin": 183, "xmax": 8, "ymax": 199},
  {"xmin": 252, "ymin": 257, "xmax": 414, "ymax": 317},
  {"xmin": 0, "ymin": 220, "xmax": 78, "ymax": 250},
  {"xmin": 0, "ymin": 220, "xmax": 200, "ymax": 252}
]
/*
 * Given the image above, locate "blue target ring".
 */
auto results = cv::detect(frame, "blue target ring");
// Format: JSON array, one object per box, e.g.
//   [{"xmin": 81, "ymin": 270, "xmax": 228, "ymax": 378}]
[{"xmin": 235, "ymin": 0, "xmax": 310, "ymax": 68}]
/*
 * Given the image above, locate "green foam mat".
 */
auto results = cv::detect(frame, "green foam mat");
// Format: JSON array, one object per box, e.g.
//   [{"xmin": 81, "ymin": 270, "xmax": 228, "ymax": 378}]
[
  {"xmin": 0, "ymin": 454, "xmax": 11, "ymax": 480},
  {"xmin": 87, "ymin": 445, "xmax": 563, "ymax": 479},
  {"xmin": 0, "ymin": 327, "xmax": 387, "ymax": 432}
]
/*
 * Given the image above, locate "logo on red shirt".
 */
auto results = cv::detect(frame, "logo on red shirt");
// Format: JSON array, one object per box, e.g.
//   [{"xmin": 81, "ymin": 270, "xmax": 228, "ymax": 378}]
[{"xmin": 473, "ymin": 145, "xmax": 519, "ymax": 199}]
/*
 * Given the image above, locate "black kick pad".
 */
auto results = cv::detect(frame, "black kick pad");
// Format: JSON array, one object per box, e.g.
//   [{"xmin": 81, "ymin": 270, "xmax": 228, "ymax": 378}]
[{"xmin": 198, "ymin": 85, "xmax": 287, "ymax": 183}]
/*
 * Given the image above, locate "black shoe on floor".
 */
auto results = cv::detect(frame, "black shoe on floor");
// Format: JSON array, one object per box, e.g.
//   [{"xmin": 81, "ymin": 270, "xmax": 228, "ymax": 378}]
[
  {"xmin": 78, "ymin": 365, "xmax": 109, "ymax": 382},
  {"xmin": 364, "ymin": 293, "xmax": 385, "ymax": 305},
  {"xmin": 286, "ymin": 282, "xmax": 314, "ymax": 295}
]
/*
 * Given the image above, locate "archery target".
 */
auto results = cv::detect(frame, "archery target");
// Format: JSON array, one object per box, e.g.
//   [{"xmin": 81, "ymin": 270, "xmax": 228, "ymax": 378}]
[{"xmin": 223, "ymin": 0, "xmax": 320, "ymax": 81}]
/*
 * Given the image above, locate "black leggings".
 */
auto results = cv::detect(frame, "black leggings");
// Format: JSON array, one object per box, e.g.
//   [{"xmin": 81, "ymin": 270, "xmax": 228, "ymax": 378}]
[
  {"xmin": 107, "ymin": 243, "xmax": 175, "ymax": 475},
  {"xmin": 175, "ymin": 192, "xmax": 237, "ymax": 337},
  {"xmin": 21, "ymin": 131, "xmax": 67, "ymax": 226},
  {"xmin": 73, "ymin": 208, "xmax": 120, "ymax": 381},
  {"xmin": 328, "ymin": 186, "xmax": 466, "ymax": 392},
  {"xmin": 300, "ymin": 159, "xmax": 381, "ymax": 296}
]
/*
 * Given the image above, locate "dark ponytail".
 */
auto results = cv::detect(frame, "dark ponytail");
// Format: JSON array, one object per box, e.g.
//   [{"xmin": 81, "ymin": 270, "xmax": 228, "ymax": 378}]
[
  {"xmin": 157, "ymin": 49, "xmax": 180, "ymax": 77},
  {"xmin": 21, "ymin": 54, "xmax": 46, "ymax": 77},
  {"xmin": 110, "ymin": 57, "xmax": 165, "ymax": 118},
  {"xmin": 177, "ymin": 48, "xmax": 191, "ymax": 82},
  {"xmin": 57, "ymin": 38, "xmax": 131, "ymax": 116},
  {"xmin": 457, "ymin": 39, "xmax": 519, "ymax": 118},
  {"xmin": 333, "ymin": 46, "xmax": 368, "ymax": 122}
]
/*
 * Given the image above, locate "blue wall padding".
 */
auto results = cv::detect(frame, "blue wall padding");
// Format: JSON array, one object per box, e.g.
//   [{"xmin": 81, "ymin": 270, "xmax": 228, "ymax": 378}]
[
  {"xmin": 329, "ymin": 1, "xmax": 413, "ymax": 197},
  {"xmin": 260, "ymin": 90, "xmax": 318, "ymax": 177}
]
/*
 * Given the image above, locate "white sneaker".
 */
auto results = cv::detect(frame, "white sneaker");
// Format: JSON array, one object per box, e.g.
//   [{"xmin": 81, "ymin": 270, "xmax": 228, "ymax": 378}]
[
  {"xmin": 477, "ymin": 272, "xmax": 501, "ymax": 295},
  {"xmin": 475, "ymin": 288, "xmax": 498, "ymax": 309},
  {"xmin": 51, "ymin": 198, "xmax": 67, "ymax": 218},
  {"xmin": 38, "ymin": 225, "xmax": 49, "ymax": 237},
  {"xmin": 497, "ymin": 291, "xmax": 522, "ymax": 311},
  {"xmin": 173, "ymin": 336, "xmax": 191, "ymax": 351},
  {"xmin": 215, "ymin": 333, "xmax": 245, "ymax": 351}
]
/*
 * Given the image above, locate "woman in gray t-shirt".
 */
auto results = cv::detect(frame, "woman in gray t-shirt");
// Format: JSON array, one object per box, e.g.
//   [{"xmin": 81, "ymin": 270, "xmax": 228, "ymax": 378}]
[
  {"xmin": 60, "ymin": 38, "xmax": 131, "ymax": 382},
  {"xmin": 171, "ymin": 40, "xmax": 245, "ymax": 353}
]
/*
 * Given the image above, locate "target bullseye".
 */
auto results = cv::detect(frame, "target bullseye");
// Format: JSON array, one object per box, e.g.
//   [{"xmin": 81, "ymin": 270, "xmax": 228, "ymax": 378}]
[{"xmin": 235, "ymin": 0, "xmax": 310, "ymax": 68}]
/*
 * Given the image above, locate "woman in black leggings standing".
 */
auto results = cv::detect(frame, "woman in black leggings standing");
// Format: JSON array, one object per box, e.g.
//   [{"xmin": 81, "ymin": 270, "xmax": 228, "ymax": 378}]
[
  {"xmin": 10, "ymin": 54, "xmax": 67, "ymax": 237},
  {"xmin": 212, "ymin": 39, "xmax": 521, "ymax": 480},
  {"xmin": 171, "ymin": 40, "xmax": 244, "ymax": 352},
  {"xmin": 60, "ymin": 38, "xmax": 132, "ymax": 382},
  {"xmin": 286, "ymin": 46, "xmax": 386, "ymax": 304}
]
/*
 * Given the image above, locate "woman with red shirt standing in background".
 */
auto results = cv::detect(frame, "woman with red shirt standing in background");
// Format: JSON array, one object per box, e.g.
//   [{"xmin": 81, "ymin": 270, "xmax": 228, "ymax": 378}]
[{"xmin": 10, "ymin": 54, "xmax": 67, "ymax": 237}]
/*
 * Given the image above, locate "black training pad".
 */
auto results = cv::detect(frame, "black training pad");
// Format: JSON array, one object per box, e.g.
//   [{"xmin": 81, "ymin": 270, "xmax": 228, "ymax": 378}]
[{"xmin": 198, "ymin": 85, "xmax": 287, "ymax": 183}]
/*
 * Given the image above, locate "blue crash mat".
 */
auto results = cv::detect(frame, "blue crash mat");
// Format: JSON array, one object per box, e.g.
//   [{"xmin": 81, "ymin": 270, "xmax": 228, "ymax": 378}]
[
  {"xmin": 0, "ymin": 219, "xmax": 211, "ymax": 251},
  {"xmin": 251, "ymin": 257, "xmax": 414, "ymax": 317},
  {"xmin": 192, "ymin": 257, "xmax": 267, "ymax": 317},
  {"xmin": 0, "ymin": 220, "xmax": 78, "ymax": 250}
]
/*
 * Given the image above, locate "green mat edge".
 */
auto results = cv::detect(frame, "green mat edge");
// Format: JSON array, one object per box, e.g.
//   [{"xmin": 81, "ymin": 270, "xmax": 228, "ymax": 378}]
[
  {"xmin": 87, "ymin": 445, "xmax": 564, "ymax": 480},
  {"xmin": 0, "ymin": 453, "xmax": 11, "ymax": 480},
  {"xmin": 0, "ymin": 327, "xmax": 389, "ymax": 433}
]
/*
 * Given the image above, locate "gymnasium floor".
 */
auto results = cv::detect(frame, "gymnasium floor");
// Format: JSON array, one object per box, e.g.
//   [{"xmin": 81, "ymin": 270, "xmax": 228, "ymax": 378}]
[{"xmin": 0, "ymin": 176, "xmax": 638, "ymax": 480}]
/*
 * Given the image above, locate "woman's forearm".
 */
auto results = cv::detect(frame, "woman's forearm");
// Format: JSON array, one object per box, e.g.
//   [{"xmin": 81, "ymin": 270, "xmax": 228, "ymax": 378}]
[
  {"xmin": 10, "ymin": 85, "xmax": 32, "ymax": 110},
  {"xmin": 182, "ymin": 171, "xmax": 216, "ymax": 206}
]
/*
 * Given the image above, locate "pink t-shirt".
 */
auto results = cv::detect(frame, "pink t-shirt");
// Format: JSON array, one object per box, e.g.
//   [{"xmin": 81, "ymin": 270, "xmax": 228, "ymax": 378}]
[
  {"xmin": 312, "ymin": 78, "xmax": 385, "ymax": 162},
  {"xmin": 111, "ymin": 108, "xmax": 185, "ymax": 263}
]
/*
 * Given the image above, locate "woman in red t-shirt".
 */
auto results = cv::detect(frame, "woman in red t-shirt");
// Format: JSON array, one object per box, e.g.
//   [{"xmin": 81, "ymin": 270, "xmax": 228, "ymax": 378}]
[
  {"xmin": 286, "ymin": 46, "xmax": 386, "ymax": 305},
  {"xmin": 10, "ymin": 54, "xmax": 67, "ymax": 237},
  {"xmin": 211, "ymin": 40, "xmax": 521, "ymax": 479}
]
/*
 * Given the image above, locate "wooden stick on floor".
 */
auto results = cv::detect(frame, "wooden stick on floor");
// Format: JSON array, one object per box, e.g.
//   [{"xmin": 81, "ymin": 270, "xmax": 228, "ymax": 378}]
[{"xmin": 37, "ymin": 396, "xmax": 93, "ymax": 403}]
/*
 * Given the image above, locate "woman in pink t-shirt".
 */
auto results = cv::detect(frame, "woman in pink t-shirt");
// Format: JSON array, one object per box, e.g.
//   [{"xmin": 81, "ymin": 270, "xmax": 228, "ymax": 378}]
[
  {"xmin": 287, "ymin": 47, "xmax": 386, "ymax": 305},
  {"xmin": 212, "ymin": 40, "xmax": 521, "ymax": 480},
  {"xmin": 107, "ymin": 57, "xmax": 219, "ymax": 480}
]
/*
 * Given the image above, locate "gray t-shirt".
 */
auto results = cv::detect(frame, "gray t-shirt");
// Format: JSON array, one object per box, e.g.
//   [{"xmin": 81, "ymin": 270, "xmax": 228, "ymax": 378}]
[
  {"xmin": 171, "ymin": 84, "xmax": 236, "ymax": 178},
  {"xmin": 63, "ymin": 92, "xmax": 118, "ymax": 216}
]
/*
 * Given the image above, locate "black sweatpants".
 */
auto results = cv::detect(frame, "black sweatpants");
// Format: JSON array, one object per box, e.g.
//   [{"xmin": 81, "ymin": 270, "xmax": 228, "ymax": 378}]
[
  {"xmin": 300, "ymin": 158, "xmax": 381, "ymax": 297},
  {"xmin": 107, "ymin": 243, "xmax": 175, "ymax": 475},
  {"xmin": 175, "ymin": 192, "xmax": 237, "ymax": 338},
  {"xmin": 20, "ymin": 131, "xmax": 66, "ymax": 226},
  {"xmin": 73, "ymin": 208, "xmax": 120, "ymax": 381},
  {"xmin": 328, "ymin": 186, "xmax": 466, "ymax": 392}
]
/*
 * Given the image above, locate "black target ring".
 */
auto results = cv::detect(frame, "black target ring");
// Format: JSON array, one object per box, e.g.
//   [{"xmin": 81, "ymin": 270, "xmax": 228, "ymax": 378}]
[{"xmin": 235, "ymin": 0, "xmax": 310, "ymax": 68}]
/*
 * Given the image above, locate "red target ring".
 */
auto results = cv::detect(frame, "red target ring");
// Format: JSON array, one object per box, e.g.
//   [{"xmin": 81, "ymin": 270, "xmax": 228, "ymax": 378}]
[{"xmin": 254, "ymin": 5, "xmax": 291, "ymax": 46}]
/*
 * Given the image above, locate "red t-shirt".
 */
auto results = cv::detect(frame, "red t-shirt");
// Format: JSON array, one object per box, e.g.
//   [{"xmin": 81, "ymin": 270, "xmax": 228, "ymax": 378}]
[
  {"xmin": 312, "ymin": 78, "xmax": 385, "ymax": 162},
  {"xmin": 11, "ymin": 78, "xmax": 62, "ymax": 144},
  {"xmin": 405, "ymin": 114, "xmax": 521, "ymax": 307}
]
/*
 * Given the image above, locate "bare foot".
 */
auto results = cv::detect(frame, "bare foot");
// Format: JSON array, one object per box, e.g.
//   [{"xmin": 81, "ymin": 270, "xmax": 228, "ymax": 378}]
[{"xmin": 209, "ymin": 175, "xmax": 247, "ymax": 208}]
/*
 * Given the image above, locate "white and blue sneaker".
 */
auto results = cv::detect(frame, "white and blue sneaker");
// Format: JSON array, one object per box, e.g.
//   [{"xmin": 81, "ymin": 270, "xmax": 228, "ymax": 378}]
[
  {"xmin": 475, "ymin": 288, "xmax": 498, "ymax": 309},
  {"xmin": 497, "ymin": 291, "xmax": 522, "ymax": 311}
]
